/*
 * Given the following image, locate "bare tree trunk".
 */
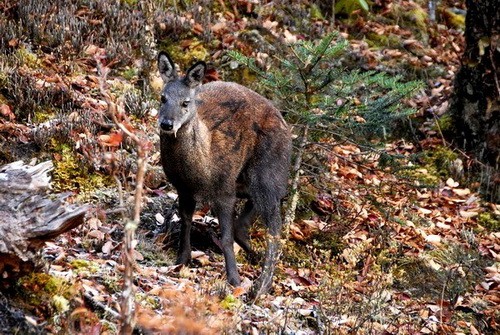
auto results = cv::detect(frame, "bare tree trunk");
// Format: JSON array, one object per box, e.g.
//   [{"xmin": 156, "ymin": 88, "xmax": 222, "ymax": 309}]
[{"xmin": 447, "ymin": 0, "xmax": 499, "ymax": 200}]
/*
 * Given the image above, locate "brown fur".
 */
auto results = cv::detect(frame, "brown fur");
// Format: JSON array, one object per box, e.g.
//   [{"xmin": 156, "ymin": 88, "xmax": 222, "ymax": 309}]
[{"xmin": 158, "ymin": 53, "xmax": 291, "ymax": 298}]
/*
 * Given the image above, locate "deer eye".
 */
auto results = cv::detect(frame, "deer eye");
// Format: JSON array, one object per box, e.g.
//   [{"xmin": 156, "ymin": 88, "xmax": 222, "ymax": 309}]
[
  {"xmin": 181, "ymin": 99, "xmax": 190, "ymax": 108},
  {"xmin": 160, "ymin": 95, "xmax": 167, "ymax": 104}
]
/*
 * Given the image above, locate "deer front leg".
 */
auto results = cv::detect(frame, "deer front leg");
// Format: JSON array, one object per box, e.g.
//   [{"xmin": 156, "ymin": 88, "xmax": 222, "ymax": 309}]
[{"xmin": 176, "ymin": 195, "xmax": 196, "ymax": 265}]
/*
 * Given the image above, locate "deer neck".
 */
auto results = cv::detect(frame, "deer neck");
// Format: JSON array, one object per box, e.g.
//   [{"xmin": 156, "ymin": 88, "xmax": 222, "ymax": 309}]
[{"xmin": 163, "ymin": 114, "xmax": 210, "ymax": 159}]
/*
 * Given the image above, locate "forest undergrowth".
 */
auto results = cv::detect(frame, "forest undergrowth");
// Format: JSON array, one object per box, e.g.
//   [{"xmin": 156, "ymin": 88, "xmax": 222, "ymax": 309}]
[{"xmin": 0, "ymin": 0, "xmax": 498, "ymax": 334}]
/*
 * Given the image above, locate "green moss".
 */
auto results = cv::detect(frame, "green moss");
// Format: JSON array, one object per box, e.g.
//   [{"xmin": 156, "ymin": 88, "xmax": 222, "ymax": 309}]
[
  {"xmin": 120, "ymin": 66, "xmax": 139, "ymax": 81},
  {"xmin": 33, "ymin": 108, "xmax": 57, "ymax": 123},
  {"xmin": 392, "ymin": 257, "xmax": 443, "ymax": 298},
  {"xmin": 52, "ymin": 295, "xmax": 70, "ymax": 313},
  {"xmin": 436, "ymin": 114, "xmax": 453, "ymax": 132},
  {"xmin": 137, "ymin": 293, "xmax": 162, "ymax": 309},
  {"xmin": 159, "ymin": 38, "xmax": 209, "ymax": 69},
  {"xmin": 121, "ymin": 0, "xmax": 139, "ymax": 5},
  {"xmin": 15, "ymin": 47, "xmax": 40, "ymax": 68},
  {"xmin": 335, "ymin": 0, "xmax": 369, "ymax": 16},
  {"xmin": 282, "ymin": 240, "xmax": 314, "ymax": 269},
  {"xmin": 422, "ymin": 146, "xmax": 459, "ymax": 179},
  {"xmin": 443, "ymin": 8, "xmax": 465, "ymax": 30},
  {"xmin": 69, "ymin": 259, "xmax": 99, "ymax": 273},
  {"xmin": 375, "ymin": 247, "xmax": 400, "ymax": 272},
  {"xmin": 478, "ymin": 212, "xmax": 500, "ymax": 231},
  {"xmin": 406, "ymin": 7, "xmax": 427, "ymax": 31},
  {"xmin": 398, "ymin": 166, "xmax": 440, "ymax": 187},
  {"xmin": 100, "ymin": 275, "xmax": 121, "ymax": 294},
  {"xmin": 295, "ymin": 184, "xmax": 320, "ymax": 220},
  {"xmin": 17, "ymin": 273, "xmax": 75, "ymax": 307},
  {"xmin": 365, "ymin": 32, "xmax": 402, "ymax": 49},
  {"xmin": 136, "ymin": 237, "xmax": 175, "ymax": 267},
  {"xmin": 310, "ymin": 4, "xmax": 324, "ymax": 20},
  {"xmin": 390, "ymin": 3, "xmax": 429, "ymax": 41},
  {"xmin": 0, "ymin": 72, "xmax": 8, "ymax": 89},
  {"xmin": 50, "ymin": 139, "xmax": 113, "ymax": 199},
  {"xmin": 398, "ymin": 146, "xmax": 460, "ymax": 186},
  {"xmin": 312, "ymin": 230, "xmax": 345, "ymax": 257},
  {"xmin": 220, "ymin": 294, "xmax": 241, "ymax": 310}
]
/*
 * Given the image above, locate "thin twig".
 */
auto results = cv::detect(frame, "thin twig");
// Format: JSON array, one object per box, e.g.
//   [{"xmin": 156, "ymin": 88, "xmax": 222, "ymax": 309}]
[
  {"xmin": 83, "ymin": 292, "xmax": 120, "ymax": 319},
  {"xmin": 96, "ymin": 58, "xmax": 150, "ymax": 335},
  {"xmin": 431, "ymin": 112, "xmax": 448, "ymax": 146},
  {"xmin": 283, "ymin": 124, "xmax": 309, "ymax": 236}
]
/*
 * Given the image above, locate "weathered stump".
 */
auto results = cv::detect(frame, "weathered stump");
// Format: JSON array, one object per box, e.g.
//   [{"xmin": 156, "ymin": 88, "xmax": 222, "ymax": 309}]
[{"xmin": 0, "ymin": 160, "xmax": 89, "ymax": 278}]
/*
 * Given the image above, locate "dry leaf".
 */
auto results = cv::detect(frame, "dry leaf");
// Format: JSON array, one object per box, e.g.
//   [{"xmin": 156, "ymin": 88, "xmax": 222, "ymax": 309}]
[
  {"xmin": 133, "ymin": 249, "xmax": 144, "ymax": 261},
  {"xmin": 418, "ymin": 207, "xmax": 433, "ymax": 215},
  {"xmin": 459, "ymin": 210, "xmax": 479, "ymax": 218},
  {"xmin": 425, "ymin": 234, "xmax": 441, "ymax": 245},
  {"xmin": 453, "ymin": 188, "xmax": 471, "ymax": 196},
  {"xmin": 87, "ymin": 230, "xmax": 105, "ymax": 240},
  {"xmin": 99, "ymin": 132, "xmax": 123, "ymax": 147},
  {"xmin": 0, "ymin": 104, "xmax": 15, "ymax": 121},
  {"xmin": 155, "ymin": 213, "xmax": 165, "ymax": 224},
  {"xmin": 233, "ymin": 286, "xmax": 246, "ymax": 297},
  {"xmin": 446, "ymin": 178, "xmax": 459, "ymax": 187},
  {"xmin": 102, "ymin": 241, "xmax": 113, "ymax": 255}
]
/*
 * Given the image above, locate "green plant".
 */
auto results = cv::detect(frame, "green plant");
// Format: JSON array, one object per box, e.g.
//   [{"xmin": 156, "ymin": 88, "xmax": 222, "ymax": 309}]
[
  {"xmin": 335, "ymin": 0, "xmax": 370, "ymax": 16},
  {"xmin": 230, "ymin": 32, "xmax": 421, "ymax": 139},
  {"xmin": 229, "ymin": 32, "xmax": 422, "ymax": 227}
]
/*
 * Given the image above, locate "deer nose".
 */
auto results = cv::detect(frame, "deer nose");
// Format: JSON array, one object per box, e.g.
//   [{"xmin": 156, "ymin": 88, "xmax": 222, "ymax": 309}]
[{"xmin": 160, "ymin": 119, "xmax": 174, "ymax": 131}]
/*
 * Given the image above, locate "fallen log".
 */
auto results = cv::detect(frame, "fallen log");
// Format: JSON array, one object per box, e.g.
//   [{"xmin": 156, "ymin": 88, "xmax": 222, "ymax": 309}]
[{"xmin": 0, "ymin": 160, "xmax": 89, "ymax": 278}]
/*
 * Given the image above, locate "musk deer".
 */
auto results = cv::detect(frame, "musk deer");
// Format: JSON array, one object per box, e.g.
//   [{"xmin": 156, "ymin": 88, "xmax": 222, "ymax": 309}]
[{"xmin": 157, "ymin": 52, "xmax": 291, "ymax": 297}]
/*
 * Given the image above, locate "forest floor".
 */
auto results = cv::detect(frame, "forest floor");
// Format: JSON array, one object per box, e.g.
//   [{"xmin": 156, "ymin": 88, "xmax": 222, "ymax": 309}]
[{"xmin": 0, "ymin": 0, "xmax": 499, "ymax": 334}]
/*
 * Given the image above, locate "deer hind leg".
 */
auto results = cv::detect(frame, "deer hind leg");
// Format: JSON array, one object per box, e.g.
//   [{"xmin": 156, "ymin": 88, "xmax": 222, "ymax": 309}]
[
  {"xmin": 249, "ymin": 198, "xmax": 282, "ymax": 299},
  {"xmin": 234, "ymin": 200, "xmax": 260, "ymax": 265},
  {"xmin": 213, "ymin": 195, "xmax": 241, "ymax": 287}
]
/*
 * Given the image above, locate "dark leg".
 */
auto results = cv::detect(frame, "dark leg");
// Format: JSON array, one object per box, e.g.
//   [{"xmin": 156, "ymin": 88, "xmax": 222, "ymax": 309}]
[
  {"xmin": 250, "ymin": 200, "xmax": 282, "ymax": 299},
  {"xmin": 214, "ymin": 196, "xmax": 240, "ymax": 287},
  {"xmin": 234, "ymin": 200, "xmax": 260, "ymax": 265},
  {"xmin": 176, "ymin": 195, "xmax": 196, "ymax": 265}
]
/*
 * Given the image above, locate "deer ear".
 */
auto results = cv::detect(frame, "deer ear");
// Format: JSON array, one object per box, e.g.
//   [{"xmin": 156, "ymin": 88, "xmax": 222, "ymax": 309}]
[
  {"xmin": 184, "ymin": 61, "xmax": 206, "ymax": 88},
  {"xmin": 158, "ymin": 52, "xmax": 177, "ymax": 83}
]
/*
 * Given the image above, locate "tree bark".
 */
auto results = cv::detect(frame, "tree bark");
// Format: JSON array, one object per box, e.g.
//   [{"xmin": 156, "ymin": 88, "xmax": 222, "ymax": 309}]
[
  {"xmin": 0, "ymin": 160, "xmax": 88, "ymax": 278},
  {"xmin": 448, "ymin": 0, "xmax": 499, "ymax": 167}
]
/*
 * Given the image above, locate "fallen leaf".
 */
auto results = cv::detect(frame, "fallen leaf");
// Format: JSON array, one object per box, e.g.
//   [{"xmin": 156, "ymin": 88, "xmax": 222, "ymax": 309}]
[
  {"xmin": 133, "ymin": 249, "xmax": 144, "ymax": 261},
  {"xmin": 211, "ymin": 21, "xmax": 227, "ymax": 34},
  {"xmin": 446, "ymin": 178, "xmax": 459, "ymax": 187},
  {"xmin": 283, "ymin": 29, "xmax": 297, "ymax": 44},
  {"xmin": 233, "ymin": 286, "xmax": 246, "ymax": 297},
  {"xmin": 453, "ymin": 188, "xmax": 470, "ymax": 196},
  {"xmin": 102, "ymin": 241, "xmax": 113, "ymax": 255},
  {"xmin": 99, "ymin": 132, "xmax": 123, "ymax": 147},
  {"xmin": 0, "ymin": 104, "xmax": 15, "ymax": 121},
  {"xmin": 155, "ymin": 213, "xmax": 165, "ymax": 224},
  {"xmin": 425, "ymin": 234, "xmax": 441, "ymax": 245},
  {"xmin": 459, "ymin": 210, "xmax": 479, "ymax": 218},
  {"xmin": 8, "ymin": 38, "xmax": 19, "ymax": 47},
  {"xmin": 418, "ymin": 207, "xmax": 433, "ymax": 215},
  {"xmin": 87, "ymin": 230, "xmax": 105, "ymax": 240}
]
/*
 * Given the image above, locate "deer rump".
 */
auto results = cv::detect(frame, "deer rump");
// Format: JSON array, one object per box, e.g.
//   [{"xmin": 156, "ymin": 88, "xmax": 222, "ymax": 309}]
[{"xmin": 158, "ymin": 53, "xmax": 291, "ymax": 298}]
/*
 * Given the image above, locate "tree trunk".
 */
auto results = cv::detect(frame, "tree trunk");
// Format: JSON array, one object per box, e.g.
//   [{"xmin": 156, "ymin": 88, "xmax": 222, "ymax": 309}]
[
  {"xmin": 0, "ymin": 160, "xmax": 88, "ymax": 279},
  {"xmin": 448, "ymin": 0, "xmax": 499, "ymax": 161},
  {"xmin": 447, "ymin": 0, "xmax": 499, "ymax": 200}
]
